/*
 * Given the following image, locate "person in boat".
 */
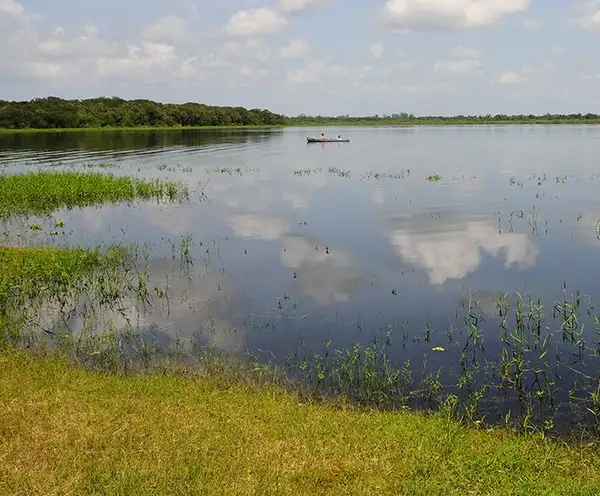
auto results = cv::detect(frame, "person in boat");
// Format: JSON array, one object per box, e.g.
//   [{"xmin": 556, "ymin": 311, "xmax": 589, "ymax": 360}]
[
  {"xmin": 337, "ymin": 135, "xmax": 342, "ymax": 140},
  {"xmin": 320, "ymin": 133, "xmax": 326, "ymax": 140}
]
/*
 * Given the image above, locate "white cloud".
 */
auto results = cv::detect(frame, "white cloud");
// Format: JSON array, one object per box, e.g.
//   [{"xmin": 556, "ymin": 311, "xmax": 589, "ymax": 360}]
[
  {"xmin": 0, "ymin": 0, "xmax": 26, "ymax": 19},
  {"xmin": 275, "ymin": 0, "xmax": 332, "ymax": 14},
  {"xmin": 280, "ymin": 38, "xmax": 311, "ymax": 59},
  {"xmin": 224, "ymin": 8, "xmax": 288, "ymax": 37},
  {"xmin": 380, "ymin": 0, "xmax": 531, "ymax": 31},
  {"xmin": 495, "ymin": 71, "xmax": 527, "ymax": 84},
  {"xmin": 573, "ymin": 0, "xmax": 600, "ymax": 31},
  {"xmin": 522, "ymin": 19, "xmax": 541, "ymax": 30},
  {"xmin": 370, "ymin": 42, "xmax": 384, "ymax": 60},
  {"xmin": 97, "ymin": 42, "xmax": 181, "ymax": 81},
  {"xmin": 434, "ymin": 46, "xmax": 483, "ymax": 75},
  {"xmin": 142, "ymin": 15, "xmax": 190, "ymax": 46},
  {"xmin": 38, "ymin": 24, "xmax": 118, "ymax": 59},
  {"xmin": 493, "ymin": 63, "xmax": 554, "ymax": 85},
  {"xmin": 286, "ymin": 58, "xmax": 346, "ymax": 85}
]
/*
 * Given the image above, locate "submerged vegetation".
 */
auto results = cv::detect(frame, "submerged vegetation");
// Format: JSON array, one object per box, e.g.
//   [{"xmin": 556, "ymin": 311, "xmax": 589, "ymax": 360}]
[{"xmin": 0, "ymin": 170, "xmax": 188, "ymax": 218}]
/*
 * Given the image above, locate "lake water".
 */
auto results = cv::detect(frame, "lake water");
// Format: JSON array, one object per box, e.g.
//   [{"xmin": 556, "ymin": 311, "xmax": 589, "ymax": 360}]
[{"xmin": 3, "ymin": 125, "xmax": 600, "ymax": 429}]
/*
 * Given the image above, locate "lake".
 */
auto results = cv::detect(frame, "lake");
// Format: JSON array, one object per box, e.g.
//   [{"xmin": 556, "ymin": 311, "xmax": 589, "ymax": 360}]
[{"xmin": 3, "ymin": 125, "xmax": 600, "ymax": 430}]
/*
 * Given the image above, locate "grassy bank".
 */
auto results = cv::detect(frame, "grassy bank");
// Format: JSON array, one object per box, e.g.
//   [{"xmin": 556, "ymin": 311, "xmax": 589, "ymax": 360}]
[
  {"xmin": 0, "ymin": 170, "xmax": 188, "ymax": 218},
  {"xmin": 1, "ymin": 351, "xmax": 599, "ymax": 495},
  {"xmin": 2, "ymin": 119, "xmax": 600, "ymax": 134}
]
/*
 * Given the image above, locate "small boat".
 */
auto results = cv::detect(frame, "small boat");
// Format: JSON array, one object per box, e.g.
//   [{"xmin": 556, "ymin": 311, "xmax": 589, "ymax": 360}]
[{"xmin": 307, "ymin": 137, "xmax": 350, "ymax": 143}]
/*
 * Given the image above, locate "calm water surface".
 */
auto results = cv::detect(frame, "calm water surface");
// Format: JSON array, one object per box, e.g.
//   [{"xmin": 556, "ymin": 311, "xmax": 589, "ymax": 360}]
[{"xmin": 3, "ymin": 126, "xmax": 600, "ymax": 425}]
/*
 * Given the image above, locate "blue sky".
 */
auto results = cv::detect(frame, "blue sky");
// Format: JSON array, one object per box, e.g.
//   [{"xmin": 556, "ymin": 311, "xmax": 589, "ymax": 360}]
[{"xmin": 1, "ymin": 0, "xmax": 600, "ymax": 116}]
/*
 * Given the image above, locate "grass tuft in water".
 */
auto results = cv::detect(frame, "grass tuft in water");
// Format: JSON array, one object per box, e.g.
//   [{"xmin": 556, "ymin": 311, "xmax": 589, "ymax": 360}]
[
  {"xmin": 0, "ymin": 244, "xmax": 139, "ymax": 346},
  {"xmin": 0, "ymin": 170, "xmax": 189, "ymax": 218}
]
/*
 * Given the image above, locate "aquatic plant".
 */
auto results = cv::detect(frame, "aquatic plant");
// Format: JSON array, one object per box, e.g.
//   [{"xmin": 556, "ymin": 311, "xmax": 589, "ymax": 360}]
[{"xmin": 0, "ymin": 171, "xmax": 189, "ymax": 218}]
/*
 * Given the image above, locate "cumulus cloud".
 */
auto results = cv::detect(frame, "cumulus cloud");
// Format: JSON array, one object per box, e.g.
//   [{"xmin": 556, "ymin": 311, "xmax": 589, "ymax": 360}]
[
  {"xmin": 224, "ymin": 8, "xmax": 288, "ymax": 37},
  {"xmin": 0, "ymin": 0, "xmax": 26, "ymax": 19},
  {"xmin": 38, "ymin": 24, "xmax": 118, "ymax": 59},
  {"xmin": 280, "ymin": 38, "xmax": 311, "ymax": 59},
  {"xmin": 97, "ymin": 42, "xmax": 179, "ymax": 81},
  {"xmin": 573, "ymin": 0, "xmax": 600, "ymax": 31},
  {"xmin": 493, "ymin": 63, "xmax": 555, "ymax": 85},
  {"xmin": 380, "ymin": 0, "xmax": 531, "ymax": 31},
  {"xmin": 522, "ymin": 19, "xmax": 541, "ymax": 30},
  {"xmin": 370, "ymin": 42, "xmax": 384, "ymax": 60},
  {"xmin": 142, "ymin": 15, "xmax": 191, "ymax": 46},
  {"xmin": 286, "ymin": 58, "xmax": 347, "ymax": 85},
  {"xmin": 275, "ymin": 0, "xmax": 333, "ymax": 14},
  {"xmin": 434, "ymin": 46, "xmax": 483, "ymax": 75}
]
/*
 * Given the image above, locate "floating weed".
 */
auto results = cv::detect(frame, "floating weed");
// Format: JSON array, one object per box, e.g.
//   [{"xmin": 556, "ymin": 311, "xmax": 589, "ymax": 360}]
[
  {"xmin": 293, "ymin": 168, "xmax": 322, "ymax": 176},
  {"xmin": 360, "ymin": 170, "xmax": 409, "ymax": 181},
  {"xmin": 426, "ymin": 174, "xmax": 441, "ymax": 182},
  {"xmin": 212, "ymin": 167, "xmax": 243, "ymax": 176},
  {"xmin": 328, "ymin": 167, "xmax": 350, "ymax": 178}
]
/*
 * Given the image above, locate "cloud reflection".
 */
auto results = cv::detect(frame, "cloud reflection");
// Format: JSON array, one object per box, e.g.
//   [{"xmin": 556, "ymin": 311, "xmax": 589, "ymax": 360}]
[
  {"xmin": 227, "ymin": 213, "xmax": 291, "ymax": 240},
  {"xmin": 387, "ymin": 217, "xmax": 539, "ymax": 285},
  {"xmin": 281, "ymin": 236, "xmax": 367, "ymax": 305}
]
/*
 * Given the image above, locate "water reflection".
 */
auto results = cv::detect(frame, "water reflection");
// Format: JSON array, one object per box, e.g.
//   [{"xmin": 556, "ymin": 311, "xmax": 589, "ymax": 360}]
[
  {"xmin": 5, "ymin": 126, "xmax": 600, "ymax": 430},
  {"xmin": 385, "ymin": 215, "xmax": 539, "ymax": 285},
  {"xmin": 0, "ymin": 128, "xmax": 282, "ymax": 152}
]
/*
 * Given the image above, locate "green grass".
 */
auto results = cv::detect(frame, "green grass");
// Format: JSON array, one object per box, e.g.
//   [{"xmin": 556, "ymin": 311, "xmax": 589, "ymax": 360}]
[
  {"xmin": 0, "ymin": 245, "xmax": 128, "ymax": 292},
  {"xmin": 1, "ymin": 351, "xmax": 600, "ymax": 495},
  {"xmin": 0, "ymin": 170, "xmax": 188, "ymax": 217},
  {"xmin": 0, "ymin": 245, "xmax": 132, "ymax": 321}
]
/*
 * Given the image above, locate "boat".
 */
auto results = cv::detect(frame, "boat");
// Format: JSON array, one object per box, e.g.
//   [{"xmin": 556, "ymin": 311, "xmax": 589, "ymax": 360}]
[{"xmin": 307, "ymin": 137, "xmax": 350, "ymax": 143}]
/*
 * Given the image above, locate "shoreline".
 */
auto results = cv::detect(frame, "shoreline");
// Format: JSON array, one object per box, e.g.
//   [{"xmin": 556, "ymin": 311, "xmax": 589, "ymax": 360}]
[
  {"xmin": 2, "ymin": 350, "xmax": 600, "ymax": 494},
  {"xmin": 2, "ymin": 120, "xmax": 600, "ymax": 134}
]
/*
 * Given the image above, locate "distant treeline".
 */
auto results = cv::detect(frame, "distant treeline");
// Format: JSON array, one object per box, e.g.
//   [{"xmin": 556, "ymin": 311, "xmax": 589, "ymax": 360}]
[
  {"xmin": 1, "ymin": 98, "xmax": 600, "ymax": 130},
  {"xmin": 0, "ymin": 97, "xmax": 286, "ymax": 129},
  {"xmin": 286, "ymin": 112, "xmax": 600, "ymax": 125}
]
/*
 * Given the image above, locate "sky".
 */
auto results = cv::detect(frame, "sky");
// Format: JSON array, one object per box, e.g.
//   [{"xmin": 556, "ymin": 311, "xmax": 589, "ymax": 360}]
[{"xmin": 1, "ymin": 0, "xmax": 600, "ymax": 116}]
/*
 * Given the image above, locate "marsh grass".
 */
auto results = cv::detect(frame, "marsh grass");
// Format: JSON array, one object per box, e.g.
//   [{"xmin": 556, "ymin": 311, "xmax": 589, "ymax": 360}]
[
  {"xmin": 0, "ymin": 243, "xmax": 142, "ymax": 347},
  {"xmin": 2, "ymin": 350, "xmax": 600, "ymax": 495},
  {"xmin": 0, "ymin": 170, "xmax": 189, "ymax": 218},
  {"xmin": 4, "ymin": 230, "xmax": 600, "ymax": 437}
]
